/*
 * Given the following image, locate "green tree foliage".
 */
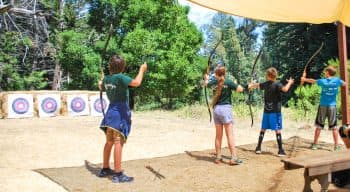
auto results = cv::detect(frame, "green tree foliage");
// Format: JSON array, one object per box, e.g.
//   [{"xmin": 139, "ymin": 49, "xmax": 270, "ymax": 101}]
[
  {"xmin": 288, "ymin": 59, "xmax": 348, "ymax": 119},
  {"xmin": 202, "ymin": 14, "xmax": 262, "ymax": 84},
  {"xmin": 0, "ymin": 32, "xmax": 47, "ymax": 91},
  {"xmin": 58, "ymin": 30, "xmax": 100, "ymax": 90},
  {"xmin": 263, "ymin": 23, "xmax": 338, "ymax": 95},
  {"xmin": 86, "ymin": 0, "xmax": 203, "ymax": 109},
  {"xmin": 202, "ymin": 14, "xmax": 262, "ymax": 106},
  {"xmin": 263, "ymin": 23, "xmax": 350, "ymax": 106}
]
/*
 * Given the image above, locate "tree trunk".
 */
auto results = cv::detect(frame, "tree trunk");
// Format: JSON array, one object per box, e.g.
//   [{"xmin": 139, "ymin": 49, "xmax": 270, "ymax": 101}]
[
  {"xmin": 51, "ymin": 0, "xmax": 65, "ymax": 90},
  {"xmin": 52, "ymin": 62, "xmax": 61, "ymax": 90}
]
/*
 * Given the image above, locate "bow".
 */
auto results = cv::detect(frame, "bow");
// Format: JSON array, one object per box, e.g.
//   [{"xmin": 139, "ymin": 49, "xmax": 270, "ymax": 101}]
[
  {"xmin": 247, "ymin": 47, "xmax": 263, "ymax": 127},
  {"xmin": 99, "ymin": 24, "xmax": 114, "ymax": 117},
  {"xmin": 298, "ymin": 42, "xmax": 324, "ymax": 116},
  {"xmin": 204, "ymin": 32, "xmax": 223, "ymax": 122}
]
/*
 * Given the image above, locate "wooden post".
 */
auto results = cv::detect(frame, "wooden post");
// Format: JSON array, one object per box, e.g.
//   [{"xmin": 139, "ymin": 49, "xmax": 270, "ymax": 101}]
[{"xmin": 337, "ymin": 22, "xmax": 349, "ymax": 125}]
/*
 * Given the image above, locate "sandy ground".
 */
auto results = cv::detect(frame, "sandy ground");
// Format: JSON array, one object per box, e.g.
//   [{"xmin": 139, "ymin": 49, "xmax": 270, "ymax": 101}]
[{"xmin": 0, "ymin": 110, "xmax": 342, "ymax": 191}]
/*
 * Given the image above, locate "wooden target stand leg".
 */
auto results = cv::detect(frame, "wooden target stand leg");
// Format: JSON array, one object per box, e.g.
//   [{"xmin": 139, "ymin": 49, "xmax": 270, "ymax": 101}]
[{"xmin": 303, "ymin": 168, "xmax": 330, "ymax": 192}]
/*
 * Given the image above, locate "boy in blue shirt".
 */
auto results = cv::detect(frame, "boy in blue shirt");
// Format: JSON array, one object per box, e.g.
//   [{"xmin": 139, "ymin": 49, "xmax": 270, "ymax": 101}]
[{"xmin": 301, "ymin": 66, "xmax": 345, "ymax": 151}]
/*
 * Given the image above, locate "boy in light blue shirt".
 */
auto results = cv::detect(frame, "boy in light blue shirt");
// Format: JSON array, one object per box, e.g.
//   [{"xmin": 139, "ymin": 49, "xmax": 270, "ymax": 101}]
[{"xmin": 301, "ymin": 65, "xmax": 345, "ymax": 151}]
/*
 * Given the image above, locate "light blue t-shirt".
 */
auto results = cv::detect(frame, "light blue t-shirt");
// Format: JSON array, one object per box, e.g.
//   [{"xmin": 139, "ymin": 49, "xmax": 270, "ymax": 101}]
[{"xmin": 317, "ymin": 77, "xmax": 344, "ymax": 106}]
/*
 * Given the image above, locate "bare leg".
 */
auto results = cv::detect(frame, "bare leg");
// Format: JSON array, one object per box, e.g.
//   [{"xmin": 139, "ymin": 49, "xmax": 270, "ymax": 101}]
[
  {"xmin": 224, "ymin": 123, "xmax": 236, "ymax": 157},
  {"xmin": 313, "ymin": 127, "xmax": 321, "ymax": 144},
  {"xmin": 332, "ymin": 128, "xmax": 339, "ymax": 146},
  {"xmin": 113, "ymin": 138, "xmax": 124, "ymax": 173},
  {"xmin": 215, "ymin": 124, "xmax": 223, "ymax": 158},
  {"xmin": 102, "ymin": 141, "xmax": 113, "ymax": 168}
]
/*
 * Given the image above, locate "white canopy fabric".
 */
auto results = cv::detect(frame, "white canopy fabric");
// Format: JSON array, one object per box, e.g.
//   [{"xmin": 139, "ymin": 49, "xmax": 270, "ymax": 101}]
[{"xmin": 187, "ymin": 0, "xmax": 350, "ymax": 26}]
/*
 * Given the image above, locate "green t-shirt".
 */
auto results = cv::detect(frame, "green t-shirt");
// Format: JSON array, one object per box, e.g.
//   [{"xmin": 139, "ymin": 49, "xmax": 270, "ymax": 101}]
[
  {"xmin": 103, "ymin": 73, "xmax": 132, "ymax": 103},
  {"xmin": 208, "ymin": 78, "xmax": 238, "ymax": 105}
]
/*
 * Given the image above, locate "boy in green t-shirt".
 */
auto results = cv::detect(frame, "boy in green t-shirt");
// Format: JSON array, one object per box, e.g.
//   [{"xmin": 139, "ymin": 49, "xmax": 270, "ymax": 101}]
[{"xmin": 98, "ymin": 54, "xmax": 147, "ymax": 183}]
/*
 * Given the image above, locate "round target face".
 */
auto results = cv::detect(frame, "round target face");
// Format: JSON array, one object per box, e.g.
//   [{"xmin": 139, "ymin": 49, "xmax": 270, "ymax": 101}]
[
  {"xmin": 93, "ymin": 98, "xmax": 107, "ymax": 113},
  {"xmin": 12, "ymin": 97, "xmax": 30, "ymax": 114},
  {"xmin": 70, "ymin": 97, "xmax": 86, "ymax": 113},
  {"xmin": 41, "ymin": 97, "xmax": 58, "ymax": 113}
]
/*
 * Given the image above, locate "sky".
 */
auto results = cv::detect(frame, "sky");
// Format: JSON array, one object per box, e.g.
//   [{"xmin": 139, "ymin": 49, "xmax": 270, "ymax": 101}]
[
  {"xmin": 178, "ymin": 0, "xmax": 264, "ymax": 45},
  {"xmin": 177, "ymin": 0, "xmax": 216, "ymax": 28}
]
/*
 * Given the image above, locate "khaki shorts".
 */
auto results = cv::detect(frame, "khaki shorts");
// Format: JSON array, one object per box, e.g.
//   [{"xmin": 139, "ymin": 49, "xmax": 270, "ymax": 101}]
[{"xmin": 106, "ymin": 128, "xmax": 125, "ymax": 143}]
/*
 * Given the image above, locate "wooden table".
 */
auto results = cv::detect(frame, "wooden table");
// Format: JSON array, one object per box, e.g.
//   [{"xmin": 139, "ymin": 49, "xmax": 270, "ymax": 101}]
[{"xmin": 282, "ymin": 150, "xmax": 350, "ymax": 192}]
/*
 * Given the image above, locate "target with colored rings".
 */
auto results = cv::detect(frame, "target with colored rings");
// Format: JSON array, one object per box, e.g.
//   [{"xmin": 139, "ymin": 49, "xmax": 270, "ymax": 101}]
[
  {"xmin": 12, "ymin": 97, "xmax": 30, "ymax": 114},
  {"xmin": 70, "ymin": 97, "xmax": 86, "ymax": 113},
  {"xmin": 41, "ymin": 97, "xmax": 58, "ymax": 113},
  {"xmin": 93, "ymin": 98, "xmax": 107, "ymax": 113}
]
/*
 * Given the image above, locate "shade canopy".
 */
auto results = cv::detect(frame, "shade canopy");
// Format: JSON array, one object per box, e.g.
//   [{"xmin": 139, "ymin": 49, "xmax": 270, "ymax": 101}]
[{"xmin": 188, "ymin": 0, "xmax": 350, "ymax": 26}]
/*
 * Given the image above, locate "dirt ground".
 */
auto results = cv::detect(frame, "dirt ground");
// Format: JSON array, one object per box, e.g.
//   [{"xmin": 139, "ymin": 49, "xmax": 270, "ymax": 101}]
[{"xmin": 0, "ymin": 110, "xmax": 348, "ymax": 192}]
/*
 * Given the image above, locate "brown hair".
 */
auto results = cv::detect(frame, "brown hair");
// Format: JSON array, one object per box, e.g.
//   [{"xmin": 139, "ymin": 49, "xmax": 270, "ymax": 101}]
[
  {"xmin": 266, "ymin": 67, "xmax": 278, "ymax": 80},
  {"xmin": 108, "ymin": 54, "xmax": 125, "ymax": 74},
  {"xmin": 325, "ymin": 66, "xmax": 337, "ymax": 76},
  {"xmin": 211, "ymin": 66, "xmax": 225, "ymax": 107}
]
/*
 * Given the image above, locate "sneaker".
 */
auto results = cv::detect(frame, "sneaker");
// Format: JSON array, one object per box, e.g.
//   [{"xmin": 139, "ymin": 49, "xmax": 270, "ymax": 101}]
[
  {"xmin": 112, "ymin": 172, "xmax": 134, "ymax": 183},
  {"xmin": 255, "ymin": 146, "xmax": 262, "ymax": 154},
  {"xmin": 310, "ymin": 143, "xmax": 318, "ymax": 150},
  {"xmin": 229, "ymin": 157, "xmax": 243, "ymax": 165},
  {"xmin": 98, "ymin": 168, "xmax": 115, "ymax": 177},
  {"xmin": 334, "ymin": 145, "xmax": 342, "ymax": 151},
  {"xmin": 214, "ymin": 156, "xmax": 223, "ymax": 164},
  {"xmin": 277, "ymin": 149, "xmax": 286, "ymax": 157}
]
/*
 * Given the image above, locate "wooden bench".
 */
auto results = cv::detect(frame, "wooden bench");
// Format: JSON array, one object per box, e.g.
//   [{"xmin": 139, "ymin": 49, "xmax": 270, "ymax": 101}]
[{"xmin": 282, "ymin": 150, "xmax": 350, "ymax": 192}]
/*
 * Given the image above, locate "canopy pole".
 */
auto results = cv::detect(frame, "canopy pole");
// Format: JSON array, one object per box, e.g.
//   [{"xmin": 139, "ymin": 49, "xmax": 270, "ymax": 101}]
[{"xmin": 337, "ymin": 22, "xmax": 349, "ymax": 125}]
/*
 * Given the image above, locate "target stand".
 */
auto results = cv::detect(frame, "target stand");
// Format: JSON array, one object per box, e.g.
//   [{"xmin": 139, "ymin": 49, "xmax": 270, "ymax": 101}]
[{"xmin": 7, "ymin": 94, "xmax": 34, "ymax": 118}]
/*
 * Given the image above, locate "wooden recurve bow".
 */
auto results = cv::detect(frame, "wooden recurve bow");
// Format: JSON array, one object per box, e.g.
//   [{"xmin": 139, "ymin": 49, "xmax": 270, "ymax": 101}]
[
  {"xmin": 99, "ymin": 24, "xmax": 114, "ymax": 117},
  {"xmin": 204, "ymin": 33, "xmax": 223, "ymax": 122},
  {"xmin": 298, "ymin": 42, "xmax": 324, "ymax": 116},
  {"xmin": 248, "ymin": 47, "xmax": 263, "ymax": 128}
]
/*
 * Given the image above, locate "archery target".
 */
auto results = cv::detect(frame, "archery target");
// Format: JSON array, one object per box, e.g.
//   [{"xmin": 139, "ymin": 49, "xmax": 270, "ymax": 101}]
[
  {"xmin": 67, "ymin": 94, "xmax": 89, "ymax": 116},
  {"xmin": 89, "ymin": 94, "xmax": 109, "ymax": 116},
  {"xmin": 37, "ymin": 94, "xmax": 60, "ymax": 117},
  {"xmin": 7, "ymin": 94, "xmax": 34, "ymax": 118}
]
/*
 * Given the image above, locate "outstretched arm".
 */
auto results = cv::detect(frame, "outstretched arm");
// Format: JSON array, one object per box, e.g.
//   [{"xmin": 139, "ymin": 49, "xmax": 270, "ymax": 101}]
[
  {"xmin": 129, "ymin": 62, "xmax": 148, "ymax": 87},
  {"xmin": 248, "ymin": 82, "xmax": 260, "ymax": 91},
  {"xmin": 281, "ymin": 77, "xmax": 295, "ymax": 92},
  {"xmin": 301, "ymin": 77, "xmax": 316, "ymax": 84}
]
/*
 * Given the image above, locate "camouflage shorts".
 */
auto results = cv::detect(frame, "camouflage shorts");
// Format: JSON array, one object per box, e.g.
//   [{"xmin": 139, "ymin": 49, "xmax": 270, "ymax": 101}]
[{"xmin": 106, "ymin": 128, "xmax": 125, "ymax": 143}]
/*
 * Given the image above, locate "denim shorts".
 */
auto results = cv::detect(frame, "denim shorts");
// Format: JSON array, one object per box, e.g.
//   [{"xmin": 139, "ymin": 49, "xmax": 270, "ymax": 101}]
[{"xmin": 213, "ymin": 104, "xmax": 233, "ymax": 124}]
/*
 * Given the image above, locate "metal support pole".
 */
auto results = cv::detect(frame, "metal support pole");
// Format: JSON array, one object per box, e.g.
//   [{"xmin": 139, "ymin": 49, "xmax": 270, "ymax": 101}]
[{"xmin": 337, "ymin": 22, "xmax": 349, "ymax": 125}]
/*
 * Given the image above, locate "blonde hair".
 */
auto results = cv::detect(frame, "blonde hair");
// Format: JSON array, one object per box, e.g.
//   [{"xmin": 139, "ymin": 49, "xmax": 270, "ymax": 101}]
[
  {"xmin": 266, "ymin": 67, "xmax": 278, "ymax": 80},
  {"xmin": 211, "ymin": 66, "xmax": 225, "ymax": 107},
  {"xmin": 325, "ymin": 66, "xmax": 337, "ymax": 76}
]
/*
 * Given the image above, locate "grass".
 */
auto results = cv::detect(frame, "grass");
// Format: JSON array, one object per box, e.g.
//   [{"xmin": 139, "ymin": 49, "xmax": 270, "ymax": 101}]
[{"xmin": 172, "ymin": 103, "xmax": 318, "ymax": 123}]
